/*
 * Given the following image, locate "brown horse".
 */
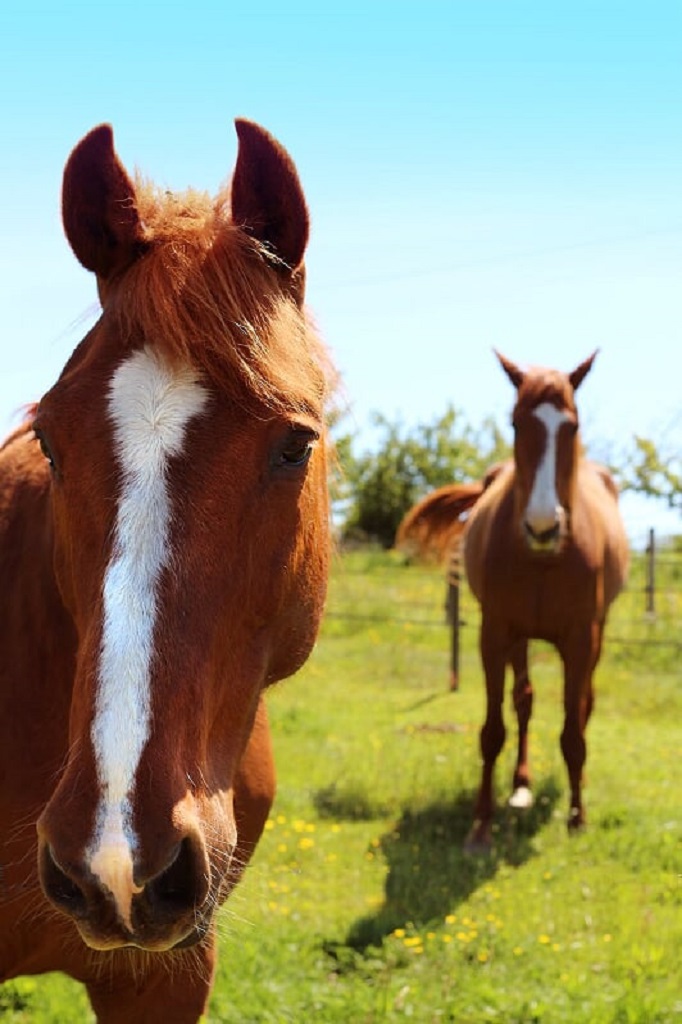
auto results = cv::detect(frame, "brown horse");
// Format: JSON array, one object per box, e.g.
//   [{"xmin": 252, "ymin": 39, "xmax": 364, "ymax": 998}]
[
  {"xmin": 0, "ymin": 120, "xmax": 332, "ymax": 1021},
  {"xmin": 398, "ymin": 352, "xmax": 629, "ymax": 850}
]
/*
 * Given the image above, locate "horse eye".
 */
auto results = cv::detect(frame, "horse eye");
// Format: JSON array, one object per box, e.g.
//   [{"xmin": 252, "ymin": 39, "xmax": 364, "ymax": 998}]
[
  {"xmin": 34, "ymin": 428, "xmax": 56, "ymax": 471},
  {"xmin": 277, "ymin": 430, "xmax": 318, "ymax": 468}
]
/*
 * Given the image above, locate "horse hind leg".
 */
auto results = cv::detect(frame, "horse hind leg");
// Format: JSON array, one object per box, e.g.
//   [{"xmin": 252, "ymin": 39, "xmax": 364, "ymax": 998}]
[{"xmin": 508, "ymin": 639, "xmax": 534, "ymax": 811}]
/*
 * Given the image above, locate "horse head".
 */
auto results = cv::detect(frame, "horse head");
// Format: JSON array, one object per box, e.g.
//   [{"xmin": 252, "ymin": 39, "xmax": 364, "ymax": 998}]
[
  {"xmin": 496, "ymin": 349, "xmax": 597, "ymax": 553},
  {"xmin": 32, "ymin": 121, "xmax": 330, "ymax": 953}
]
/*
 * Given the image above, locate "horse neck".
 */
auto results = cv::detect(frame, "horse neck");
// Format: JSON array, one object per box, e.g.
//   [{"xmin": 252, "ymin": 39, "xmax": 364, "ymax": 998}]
[{"xmin": 0, "ymin": 442, "xmax": 76, "ymax": 786}]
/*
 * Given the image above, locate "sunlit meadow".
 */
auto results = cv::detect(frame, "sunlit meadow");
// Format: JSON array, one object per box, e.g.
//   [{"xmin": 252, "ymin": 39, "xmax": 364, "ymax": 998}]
[{"xmin": 2, "ymin": 547, "xmax": 681, "ymax": 1022}]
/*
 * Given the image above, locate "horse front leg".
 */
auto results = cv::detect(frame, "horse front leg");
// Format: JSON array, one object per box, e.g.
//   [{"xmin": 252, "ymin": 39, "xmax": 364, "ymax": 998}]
[
  {"xmin": 466, "ymin": 617, "xmax": 508, "ymax": 852},
  {"xmin": 509, "ymin": 638, "xmax": 534, "ymax": 811},
  {"xmin": 559, "ymin": 622, "xmax": 601, "ymax": 831}
]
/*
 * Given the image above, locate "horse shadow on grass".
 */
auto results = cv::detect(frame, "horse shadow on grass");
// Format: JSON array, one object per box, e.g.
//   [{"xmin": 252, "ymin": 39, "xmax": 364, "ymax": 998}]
[{"xmin": 316, "ymin": 776, "xmax": 561, "ymax": 956}]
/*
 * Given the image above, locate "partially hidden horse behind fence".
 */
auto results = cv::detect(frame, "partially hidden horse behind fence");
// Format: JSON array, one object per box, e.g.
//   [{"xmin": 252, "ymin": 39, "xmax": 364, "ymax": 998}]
[
  {"xmin": 397, "ymin": 351, "xmax": 629, "ymax": 851},
  {"xmin": 0, "ymin": 120, "xmax": 333, "ymax": 1022}
]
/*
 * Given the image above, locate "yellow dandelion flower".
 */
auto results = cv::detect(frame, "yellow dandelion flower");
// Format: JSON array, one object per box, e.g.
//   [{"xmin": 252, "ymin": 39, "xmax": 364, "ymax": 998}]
[
  {"xmin": 393, "ymin": 928, "xmax": 406, "ymax": 939},
  {"xmin": 445, "ymin": 914, "xmax": 456, "ymax": 925},
  {"xmin": 265, "ymin": 820, "xmax": 275, "ymax": 831},
  {"xmin": 403, "ymin": 936, "xmax": 422, "ymax": 948},
  {"xmin": 513, "ymin": 946, "xmax": 523, "ymax": 956},
  {"xmin": 538, "ymin": 935, "xmax": 551, "ymax": 945},
  {"xmin": 298, "ymin": 837, "xmax": 314, "ymax": 851},
  {"xmin": 442, "ymin": 935, "xmax": 453, "ymax": 944},
  {"xmin": 477, "ymin": 950, "xmax": 489, "ymax": 963}
]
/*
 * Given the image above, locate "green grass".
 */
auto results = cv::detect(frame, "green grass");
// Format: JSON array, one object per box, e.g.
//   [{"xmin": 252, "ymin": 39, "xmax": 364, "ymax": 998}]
[{"xmin": 3, "ymin": 548, "xmax": 681, "ymax": 1022}]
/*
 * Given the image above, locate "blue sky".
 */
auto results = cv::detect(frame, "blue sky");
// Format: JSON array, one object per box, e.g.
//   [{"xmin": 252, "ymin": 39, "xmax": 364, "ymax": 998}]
[{"xmin": 1, "ymin": 1, "xmax": 680, "ymax": 540}]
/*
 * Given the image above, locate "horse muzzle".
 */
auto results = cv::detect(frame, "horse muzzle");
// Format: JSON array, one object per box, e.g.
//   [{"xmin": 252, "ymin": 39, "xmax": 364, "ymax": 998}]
[
  {"xmin": 523, "ymin": 506, "xmax": 567, "ymax": 552},
  {"xmin": 37, "ymin": 828, "xmax": 223, "ymax": 952}
]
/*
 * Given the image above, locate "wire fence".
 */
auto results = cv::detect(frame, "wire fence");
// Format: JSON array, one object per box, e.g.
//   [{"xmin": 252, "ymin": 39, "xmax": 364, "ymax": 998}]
[{"xmin": 327, "ymin": 532, "xmax": 682, "ymax": 660}]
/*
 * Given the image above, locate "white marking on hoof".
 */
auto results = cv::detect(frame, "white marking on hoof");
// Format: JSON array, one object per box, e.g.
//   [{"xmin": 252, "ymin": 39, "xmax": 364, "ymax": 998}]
[{"xmin": 509, "ymin": 786, "xmax": 534, "ymax": 810}]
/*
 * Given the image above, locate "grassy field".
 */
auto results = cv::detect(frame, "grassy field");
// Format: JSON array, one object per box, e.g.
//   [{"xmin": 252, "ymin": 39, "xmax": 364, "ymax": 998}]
[{"xmin": 2, "ymin": 548, "xmax": 681, "ymax": 1022}]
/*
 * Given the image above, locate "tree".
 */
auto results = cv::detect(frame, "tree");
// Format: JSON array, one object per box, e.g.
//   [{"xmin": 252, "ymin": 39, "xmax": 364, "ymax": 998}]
[
  {"xmin": 336, "ymin": 405, "xmax": 510, "ymax": 548},
  {"xmin": 616, "ymin": 435, "xmax": 682, "ymax": 511}
]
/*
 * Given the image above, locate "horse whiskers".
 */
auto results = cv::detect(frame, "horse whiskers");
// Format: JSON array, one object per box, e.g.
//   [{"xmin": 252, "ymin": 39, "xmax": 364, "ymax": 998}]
[
  {"xmin": 13, "ymin": 885, "xmax": 70, "ymax": 937},
  {"xmin": 83, "ymin": 929, "xmax": 216, "ymax": 990},
  {"xmin": 3, "ymin": 804, "xmax": 42, "ymax": 839}
]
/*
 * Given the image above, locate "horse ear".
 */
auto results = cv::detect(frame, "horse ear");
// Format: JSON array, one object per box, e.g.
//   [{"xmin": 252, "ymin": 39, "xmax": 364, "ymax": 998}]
[
  {"xmin": 62, "ymin": 124, "xmax": 146, "ymax": 280},
  {"xmin": 495, "ymin": 350, "xmax": 525, "ymax": 389},
  {"xmin": 568, "ymin": 350, "xmax": 598, "ymax": 391},
  {"xmin": 231, "ymin": 119, "xmax": 309, "ymax": 274}
]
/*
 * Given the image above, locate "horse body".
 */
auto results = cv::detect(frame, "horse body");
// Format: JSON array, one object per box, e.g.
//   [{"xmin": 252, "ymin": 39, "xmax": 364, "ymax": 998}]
[
  {"xmin": 465, "ymin": 457, "xmax": 627, "ymax": 637},
  {"xmin": 398, "ymin": 352, "xmax": 629, "ymax": 849},
  {"xmin": 1, "ymin": 120, "xmax": 331, "ymax": 1021}
]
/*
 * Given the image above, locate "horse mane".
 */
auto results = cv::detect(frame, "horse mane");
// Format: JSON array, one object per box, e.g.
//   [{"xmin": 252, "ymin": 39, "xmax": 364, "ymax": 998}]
[
  {"xmin": 396, "ymin": 481, "xmax": 483, "ymax": 563},
  {"xmin": 0, "ymin": 408, "xmax": 38, "ymax": 453},
  {"xmin": 103, "ymin": 178, "xmax": 332, "ymax": 416}
]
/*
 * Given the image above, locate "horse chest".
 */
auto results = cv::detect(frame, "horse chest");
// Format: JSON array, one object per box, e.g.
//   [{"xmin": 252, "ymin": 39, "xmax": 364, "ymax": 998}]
[{"xmin": 485, "ymin": 548, "xmax": 597, "ymax": 640}]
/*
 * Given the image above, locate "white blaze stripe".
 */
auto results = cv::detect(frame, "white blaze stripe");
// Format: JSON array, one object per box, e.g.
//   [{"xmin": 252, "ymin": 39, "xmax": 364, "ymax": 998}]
[
  {"xmin": 88, "ymin": 346, "xmax": 208, "ymax": 926},
  {"xmin": 526, "ymin": 403, "xmax": 569, "ymax": 530}
]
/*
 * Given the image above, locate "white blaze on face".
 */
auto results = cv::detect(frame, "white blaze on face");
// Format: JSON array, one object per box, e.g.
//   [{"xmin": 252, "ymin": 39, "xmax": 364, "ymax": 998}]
[
  {"xmin": 525, "ymin": 402, "xmax": 570, "ymax": 535},
  {"xmin": 88, "ymin": 346, "xmax": 208, "ymax": 930}
]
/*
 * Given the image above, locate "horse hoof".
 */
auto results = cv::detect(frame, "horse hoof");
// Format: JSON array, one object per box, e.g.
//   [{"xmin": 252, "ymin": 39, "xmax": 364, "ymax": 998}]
[
  {"xmin": 567, "ymin": 807, "xmax": 585, "ymax": 832},
  {"xmin": 509, "ymin": 786, "xmax": 534, "ymax": 810},
  {"xmin": 463, "ymin": 825, "xmax": 492, "ymax": 855}
]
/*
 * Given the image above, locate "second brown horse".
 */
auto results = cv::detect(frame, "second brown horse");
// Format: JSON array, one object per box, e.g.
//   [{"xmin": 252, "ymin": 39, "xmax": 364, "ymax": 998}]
[{"xmin": 398, "ymin": 352, "xmax": 629, "ymax": 849}]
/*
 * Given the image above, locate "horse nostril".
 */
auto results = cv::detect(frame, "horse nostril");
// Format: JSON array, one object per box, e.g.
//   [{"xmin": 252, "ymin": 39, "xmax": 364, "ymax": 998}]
[
  {"xmin": 525, "ymin": 520, "xmax": 560, "ymax": 546},
  {"xmin": 146, "ymin": 837, "xmax": 208, "ymax": 914},
  {"xmin": 41, "ymin": 844, "xmax": 87, "ymax": 918}
]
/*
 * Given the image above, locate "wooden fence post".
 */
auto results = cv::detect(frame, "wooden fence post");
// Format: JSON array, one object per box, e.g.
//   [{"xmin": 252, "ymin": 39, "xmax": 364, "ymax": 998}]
[
  {"xmin": 645, "ymin": 527, "xmax": 655, "ymax": 617},
  {"xmin": 445, "ymin": 540, "xmax": 461, "ymax": 691}
]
